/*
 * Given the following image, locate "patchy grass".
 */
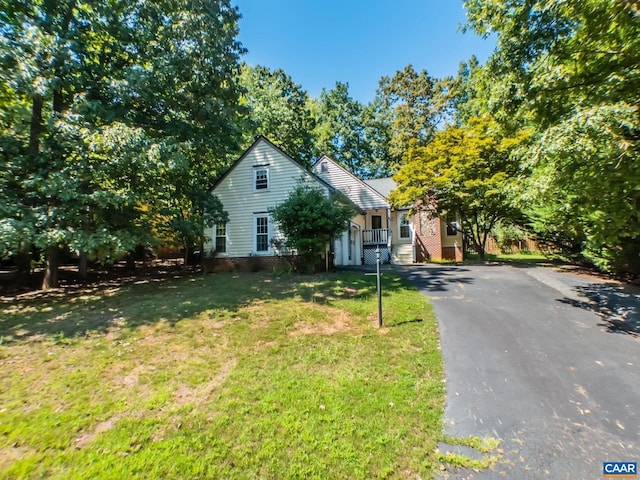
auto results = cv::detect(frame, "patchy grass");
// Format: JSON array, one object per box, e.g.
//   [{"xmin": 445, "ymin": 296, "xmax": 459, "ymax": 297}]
[
  {"xmin": 436, "ymin": 451, "xmax": 500, "ymax": 472},
  {"xmin": 436, "ymin": 436, "xmax": 502, "ymax": 474},
  {"xmin": 1, "ymin": 271, "xmax": 444, "ymax": 479},
  {"xmin": 440, "ymin": 436, "xmax": 501, "ymax": 454}
]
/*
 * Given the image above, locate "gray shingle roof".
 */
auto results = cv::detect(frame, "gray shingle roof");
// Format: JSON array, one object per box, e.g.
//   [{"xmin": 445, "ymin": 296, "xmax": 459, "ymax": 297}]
[{"xmin": 364, "ymin": 177, "xmax": 397, "ymax": 199}]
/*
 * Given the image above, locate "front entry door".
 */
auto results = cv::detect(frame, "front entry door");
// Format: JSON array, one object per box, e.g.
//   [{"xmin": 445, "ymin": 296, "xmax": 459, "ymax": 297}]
[{"xmin": 350, "ymin": 226, "xmax": 360, "ymax": 265}]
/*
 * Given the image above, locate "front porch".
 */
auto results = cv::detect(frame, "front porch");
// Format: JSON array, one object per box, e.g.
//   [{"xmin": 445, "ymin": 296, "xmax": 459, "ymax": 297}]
[
  {"xmin": 362, "ymin": 228, "xmax": 391, "ymax": 246},
  {"xmin": 362, "ymin": 229, "xmax": 392, "ymax": 265}
]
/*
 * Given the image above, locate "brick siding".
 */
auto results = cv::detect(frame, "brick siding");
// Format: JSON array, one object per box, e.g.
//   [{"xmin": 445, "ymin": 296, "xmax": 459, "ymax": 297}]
[
  {"xmin": 442, "ymin": 246, "xmax": 463, "ymax": 261},
  {"xmin": 413, "ymin": 211, "xmax": 443, "ymax": 262}
]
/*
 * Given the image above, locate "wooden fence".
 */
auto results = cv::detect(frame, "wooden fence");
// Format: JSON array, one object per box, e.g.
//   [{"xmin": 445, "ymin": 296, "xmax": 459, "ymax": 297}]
[{"xmin": 483, "ymin": 237, "xmax": 539, "ymax": 255}]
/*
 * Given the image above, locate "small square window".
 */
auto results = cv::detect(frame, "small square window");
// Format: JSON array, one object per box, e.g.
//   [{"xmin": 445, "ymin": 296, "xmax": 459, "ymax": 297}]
[{"xmin": 255, "ymin": 168, "xmax": 268, "ymax": 190}]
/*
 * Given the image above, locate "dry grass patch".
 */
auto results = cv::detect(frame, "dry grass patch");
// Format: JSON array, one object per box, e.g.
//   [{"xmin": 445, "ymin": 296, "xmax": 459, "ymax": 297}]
[{"xmin": 289, "ymin": 304, "xmax": 354, "ymax": 336}]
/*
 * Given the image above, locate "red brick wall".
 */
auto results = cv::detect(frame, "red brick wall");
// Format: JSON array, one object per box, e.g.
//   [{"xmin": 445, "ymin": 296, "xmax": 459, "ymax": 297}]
[
  {"xmin": 413, "ymin": 211, "xmax": 443, "ymax": 262},
  {"xmin": 442, "ymin": 246, "xmax": 463, "ymax": 261}
]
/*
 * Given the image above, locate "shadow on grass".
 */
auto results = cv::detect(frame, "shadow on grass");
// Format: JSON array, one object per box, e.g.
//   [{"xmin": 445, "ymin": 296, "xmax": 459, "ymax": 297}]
[
  {"xmin": 0, "ymin": 270, "xmax": 411, "ymax": 345},
  {"xmin": 558, "ymin": 283, "xmax": 640, "ymax": 337},
  {"xmin": 388, "ymin": 318, "xmax": 424, "ymax": 328}
]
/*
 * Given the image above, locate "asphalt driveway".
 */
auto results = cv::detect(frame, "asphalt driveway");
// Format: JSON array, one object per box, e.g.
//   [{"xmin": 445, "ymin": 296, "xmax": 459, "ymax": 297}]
[{"xmin": 400, "ymin": 263, "xmax": 640, "ymax": 479}]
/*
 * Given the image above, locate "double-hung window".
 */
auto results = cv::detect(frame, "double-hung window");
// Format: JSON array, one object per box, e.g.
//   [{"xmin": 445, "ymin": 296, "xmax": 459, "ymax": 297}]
[
  {"xmin": 254, "ymin": 166, "xmax": 269, "ymax": 191},
  {"xmin": 214, "ymin": 223, "xmax": 227, "ymax": 253},
  {"xmin": 255, "ymin": 215, "xmax": 269, "ymax": 253},
  {"xmin": 399, "ymin": 214, "xmax": 411, "ymax": 239}
]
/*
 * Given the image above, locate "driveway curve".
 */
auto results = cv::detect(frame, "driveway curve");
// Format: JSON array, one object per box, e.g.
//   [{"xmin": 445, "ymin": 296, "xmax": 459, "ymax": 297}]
[{"xmin": 400, "ymin": 263, "xmax": 640, "ymax": 479}]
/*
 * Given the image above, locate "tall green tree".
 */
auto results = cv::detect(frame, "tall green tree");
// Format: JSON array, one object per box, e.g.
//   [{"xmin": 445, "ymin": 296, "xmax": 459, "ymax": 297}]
[
  {"xmin": 0, "ymin": 0, "xmax": 244, "ymax": 288},
  {"xmin": 465, "ymin": 0, "xmax": 640, "ymax": 272},
  {"xmin": 118, "ymin": 0, "xmax": 244, "ymax": 266},
  {"xmin": 447, "ymin": 56, "xmax": 490, "ymax": 125},
  {"xmin": 390, "ymin": 116, "xmax": 529, "ymax": 258},
  {"xmin": 240, "ymin": 64, "xmax": 315, "ymax": 166},
  {"xmin": 358, "ymin": 95, "xmax": 395, "ymax": 178},
  {"xmin": 377, "ymin": 65, "xmax": 447, "ymax": 169},
  {"xmin": 312, "ymin": 82, "xmax": 371, "ymax": 176}
]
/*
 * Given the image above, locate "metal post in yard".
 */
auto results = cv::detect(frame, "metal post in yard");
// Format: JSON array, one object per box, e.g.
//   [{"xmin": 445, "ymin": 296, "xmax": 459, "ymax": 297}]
[
  {"xmin": 364, "ymin": 247, "xmax": 383, "ymax": 327},
  {"xmin": 375, "ymin": 246, "xmax": 382, "ymax": 327}
]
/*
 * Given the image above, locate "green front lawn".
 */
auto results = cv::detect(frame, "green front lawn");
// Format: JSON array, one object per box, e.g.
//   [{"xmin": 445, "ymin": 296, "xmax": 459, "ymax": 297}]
[{"xmin": 1, "ymin": 271, "xmax": 445, "ymax": 479}]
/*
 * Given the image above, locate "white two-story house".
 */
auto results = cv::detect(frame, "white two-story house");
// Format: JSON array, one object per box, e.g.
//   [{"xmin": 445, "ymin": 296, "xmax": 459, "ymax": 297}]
[{"xmin": 204, "ymin": 136, "xmax": 463, "ymax": 270}]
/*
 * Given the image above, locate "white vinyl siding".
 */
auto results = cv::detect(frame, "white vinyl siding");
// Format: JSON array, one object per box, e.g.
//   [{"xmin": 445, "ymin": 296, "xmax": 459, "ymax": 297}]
[
  {"xmin": 210, "ymin": 138, "xmax": 329, "ymax": 257},
  {"xmin": 312, "ymin": 156, "xmax": 389, "ymax": 210}
]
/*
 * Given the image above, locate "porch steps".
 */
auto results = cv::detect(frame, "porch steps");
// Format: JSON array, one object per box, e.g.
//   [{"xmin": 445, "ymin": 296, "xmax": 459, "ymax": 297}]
[{"xmin": 392, "ymin": 244, "xmax": 414, "ymax": 265}]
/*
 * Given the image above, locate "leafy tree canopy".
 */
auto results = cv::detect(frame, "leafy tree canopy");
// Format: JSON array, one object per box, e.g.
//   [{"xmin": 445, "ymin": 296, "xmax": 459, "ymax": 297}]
[
  {"xmin": 465, "ymin": 0, "xmax": 640, "ymax": 124},
  {"xmin": 0, "ymin": 0, "xmax": 244, "ymax": 287},
  {"xmin": 465, "ymin": 0, "xmax": 640, "ymax": 272},
  {"xmin": 240, "ymin": 64, "xmax": 315, "ymax": 166},
  {"xmin": 378, "ymin": 64, "xmax": 448, "ymax": 168},
  {"xmin": 390, "ymin": 116, "xmax": 530, "ymax": 258},
  {"xmin": 312, "ymin": 83, "xmax": 369, "ymax": 177},
  {"xmin": 447, "ymin": 56, "xmax": 491, "ymax": 125},
  {"xmin": 312, "ymin": 82, "xmax": 395, "ymax": 179}
]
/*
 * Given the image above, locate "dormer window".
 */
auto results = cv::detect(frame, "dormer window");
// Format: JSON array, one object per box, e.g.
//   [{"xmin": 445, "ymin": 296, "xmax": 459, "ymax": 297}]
[{"xmin": 254, "ymin": 166, "xmax": 269, "ymax": 191}]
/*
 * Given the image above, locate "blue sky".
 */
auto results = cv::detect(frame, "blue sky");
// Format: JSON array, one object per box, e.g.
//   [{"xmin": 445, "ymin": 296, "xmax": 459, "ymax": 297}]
[{"xmin": 233, "ymin": 0, "xmax": 496, "ymax": 104}]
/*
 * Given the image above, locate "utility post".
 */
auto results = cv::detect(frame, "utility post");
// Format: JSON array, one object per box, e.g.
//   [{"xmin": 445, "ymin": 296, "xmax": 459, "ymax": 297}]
[
  {"xmin": 364, "ymin": 246, "xmax": 383, "ymax": 327},
  {"xmin": 375, "ymin": 246, "xmax": 382, "ymax": 327}
]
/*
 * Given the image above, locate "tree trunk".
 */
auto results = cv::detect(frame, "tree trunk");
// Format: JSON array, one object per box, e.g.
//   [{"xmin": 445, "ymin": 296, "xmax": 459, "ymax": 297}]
[
  {"xmin": 29, "ymin": 95, "xmax": 43, "ymax": 158},
  {"xmin": 472, "ymin": 228, "xmax": 485, "ymax": 260},
  {"xmin": 42, "ymin": 245, "xmax": 60, "ymax": 290},
  {"xmin": 198, "ymin": 239, "xmax": 205, "ymax": 268},
  {"xmin": 126, "ymin": 253, "xmax": 136, "ymax": 271},
  {"xmin": 183, "ymin": 245, "xmax": 191, "ymax": 266},
  {"xmin": 78, "ymin": 250, "xmax": 88, "ymax": 281}
]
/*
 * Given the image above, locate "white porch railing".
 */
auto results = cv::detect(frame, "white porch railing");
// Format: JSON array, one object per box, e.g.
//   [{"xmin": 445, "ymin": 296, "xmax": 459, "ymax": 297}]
[{"xmin": 363, "ymin": 228, "xmax": 391, "ymax": 245}]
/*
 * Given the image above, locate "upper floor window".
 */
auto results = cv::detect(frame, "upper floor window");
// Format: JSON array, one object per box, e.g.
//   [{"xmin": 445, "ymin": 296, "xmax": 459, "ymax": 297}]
[
  {"xmin": 399, "ymin": 214, "xmax": 411, "ymax": 239},
  {"xmin": 254, "ymin": 166, "xmax": 269, "ymax": 190}
]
